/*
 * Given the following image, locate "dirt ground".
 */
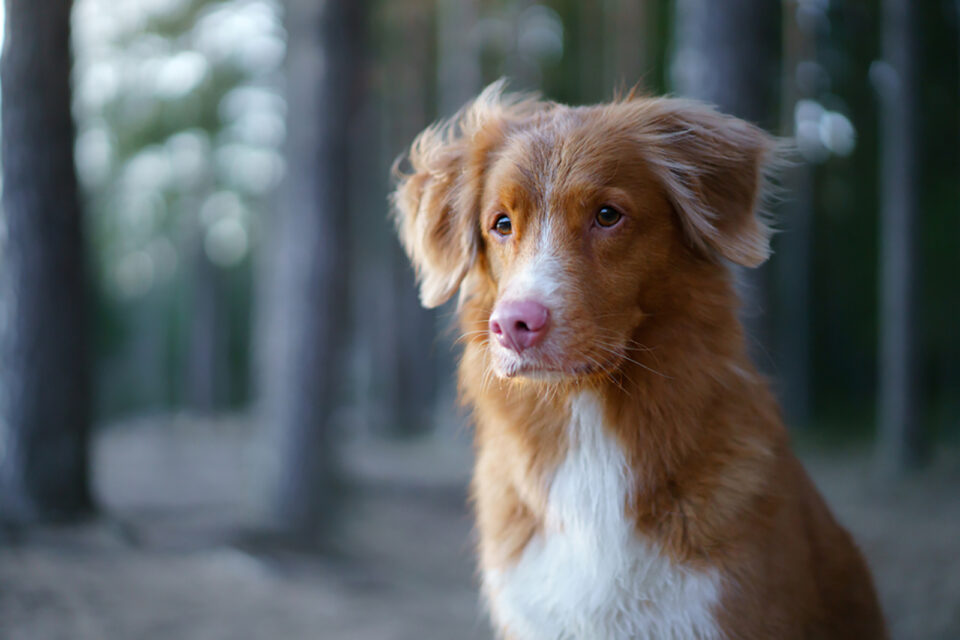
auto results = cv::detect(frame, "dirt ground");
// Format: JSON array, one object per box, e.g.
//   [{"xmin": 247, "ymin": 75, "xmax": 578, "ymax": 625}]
[{"xmin": 0, "ymin": 415, "xmax": 958, "ymax": 640}]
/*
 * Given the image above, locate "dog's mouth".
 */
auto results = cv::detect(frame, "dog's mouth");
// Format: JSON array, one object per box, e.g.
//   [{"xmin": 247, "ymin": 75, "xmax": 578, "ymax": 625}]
[
  {"xmin": 499, "ymin": 362, "xmax": 595, "ymax": 380},
  {"xmin": 493, "ymin": 348, "xmax": 623, "ymax": 381}
]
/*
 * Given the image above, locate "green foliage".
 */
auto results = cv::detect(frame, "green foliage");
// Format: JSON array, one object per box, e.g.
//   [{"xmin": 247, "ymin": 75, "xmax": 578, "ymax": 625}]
[{"xmin": 73, "ymin": 0, "xmax": 284, "ymax": 416}]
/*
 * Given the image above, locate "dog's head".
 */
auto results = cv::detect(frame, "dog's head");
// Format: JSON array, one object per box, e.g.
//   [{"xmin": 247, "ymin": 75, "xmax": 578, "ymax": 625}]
[{"xmin": 392, "ymin": 81, "xmax": 776, "ymax": 382}]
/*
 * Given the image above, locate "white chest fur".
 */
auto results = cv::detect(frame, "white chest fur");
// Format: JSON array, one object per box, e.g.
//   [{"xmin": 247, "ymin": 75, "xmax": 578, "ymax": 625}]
[{"xmin": 484, "ymin": 392, "xmax": 722, "ymax": 640}]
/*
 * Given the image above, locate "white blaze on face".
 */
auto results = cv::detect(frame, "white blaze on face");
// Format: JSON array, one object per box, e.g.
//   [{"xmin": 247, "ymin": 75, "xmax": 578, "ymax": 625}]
[{"xmin": 497, "ymin": 214, "xmax": 566, "ymax": 310}]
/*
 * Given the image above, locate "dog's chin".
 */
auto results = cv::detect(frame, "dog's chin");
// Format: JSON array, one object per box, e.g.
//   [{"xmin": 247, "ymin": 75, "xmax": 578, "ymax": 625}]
[
  {"xmin": 496, "ymin": 366, "xmax": 576, "ymax": 382},
  {"xmin": 492, "ymin": 350, "xmax": 612, "ymax": 383}
]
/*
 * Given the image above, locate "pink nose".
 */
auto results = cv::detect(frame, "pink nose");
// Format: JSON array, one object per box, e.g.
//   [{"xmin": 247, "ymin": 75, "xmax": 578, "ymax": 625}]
[{"xmin": 489, "ymin": 300, "xmax": 550, "ymax": 353}]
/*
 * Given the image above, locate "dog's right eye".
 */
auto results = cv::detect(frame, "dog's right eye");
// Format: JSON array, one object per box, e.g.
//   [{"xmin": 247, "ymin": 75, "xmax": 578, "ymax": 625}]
[{"xmin": 493, "ymin": 214, "xmax": 513, "ymax": 236}]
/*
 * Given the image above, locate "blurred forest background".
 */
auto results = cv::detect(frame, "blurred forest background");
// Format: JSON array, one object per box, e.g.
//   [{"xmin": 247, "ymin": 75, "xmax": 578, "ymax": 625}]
[{"xmin": 0, "ymin": 0, "xmax": 958, "ymax": 638}]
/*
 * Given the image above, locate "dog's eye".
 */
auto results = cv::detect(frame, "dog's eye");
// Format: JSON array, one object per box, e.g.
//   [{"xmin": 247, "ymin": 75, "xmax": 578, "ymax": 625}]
[
  {"xmin": 493, "ymin": 214, "xmax": 513, "ymax": 236},
  {"xmin": 596, "ymin": 206, "xmax": 622, "ymax": 228}
]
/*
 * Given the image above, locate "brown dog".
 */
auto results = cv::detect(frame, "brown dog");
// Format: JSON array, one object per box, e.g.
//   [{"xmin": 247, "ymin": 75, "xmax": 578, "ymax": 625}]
[{"xmin": 391, "ymin": 81, "xmax": 886, "ymax": 640}]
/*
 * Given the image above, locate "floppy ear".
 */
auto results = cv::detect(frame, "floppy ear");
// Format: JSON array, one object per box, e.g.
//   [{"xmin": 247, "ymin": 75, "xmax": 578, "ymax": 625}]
[
  {"xmin": 391, "ymin": 126, "xmax": 476, "ymax": 309},
  {"xmin": 635, "ymin": 99, "xmax": 777, "ymax": 267},
  {"xmin": 391, "ymin": 81, "xmax": 543, "ymax": 308}
]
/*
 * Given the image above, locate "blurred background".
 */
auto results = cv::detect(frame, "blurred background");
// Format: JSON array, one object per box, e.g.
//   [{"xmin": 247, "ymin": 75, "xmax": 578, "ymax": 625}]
[{"xmin": 0, "ymin": 0, "xmax": 957, "ymax": 638}]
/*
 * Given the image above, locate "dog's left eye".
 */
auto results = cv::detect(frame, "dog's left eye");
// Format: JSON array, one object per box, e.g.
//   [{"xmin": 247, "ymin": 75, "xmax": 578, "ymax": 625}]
[
  {"xmin": 596, "ymin": 206, "xmax": 622, "ymax": 227},
  {"xmin": 493, "ymin": 214, "xmax": 513, "ymax": 236}
]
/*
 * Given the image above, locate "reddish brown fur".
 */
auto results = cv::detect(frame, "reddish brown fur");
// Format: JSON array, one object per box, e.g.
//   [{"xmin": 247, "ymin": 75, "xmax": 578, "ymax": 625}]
[{"xmin": 391, "ymin": 81, "xmax": 886, "ymax": 639}]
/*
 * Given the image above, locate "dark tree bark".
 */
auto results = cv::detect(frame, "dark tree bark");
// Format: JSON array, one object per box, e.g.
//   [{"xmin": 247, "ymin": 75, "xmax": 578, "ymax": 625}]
[
  {"xmin": 381, "ymin": 0, "xmax": 460, "ymax": 436},
  {"xmin": 875, "ymin": 0, "xmax": 923, "ymax": 477},
  {"xmin": 257, "ymin": 0, "xmax": 367, "ymax": 535},
  {"xmin": 672, "ymin": 0, "xmax": 780, "ymax": 127},
  {"xmin": 0, "ymin": 0, "xmax": 93, "ymax": 523},
  {"xmin": 437, "ymin": 0, "xmax": 481, "ymax": 117},
  {"xmin": 184, "ymin": 180, "xmax": 228, "ymax": 412},
  {"xmin": 578, "ymin": 0, "xmax": 604, "ymax": 101},
  {"xmin": 602, "ymin": 0, "xmax": 655, "ymax": 94},
  {"xmin": 775, "ymin": 0, "xmax": 816, "ymax": 427},
  {"xmin": 672, "ymin": 0, "xmax": 780, "ymax": 368},
  {"xmin": 185, "ymin": 243, "xmax": 227, "ymax": 412}
]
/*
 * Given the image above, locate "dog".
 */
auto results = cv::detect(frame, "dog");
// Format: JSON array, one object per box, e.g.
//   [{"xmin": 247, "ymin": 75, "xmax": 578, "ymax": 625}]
[{"xmin": 391, "ymin": 81, "xmax": 886, "ymax": 640}]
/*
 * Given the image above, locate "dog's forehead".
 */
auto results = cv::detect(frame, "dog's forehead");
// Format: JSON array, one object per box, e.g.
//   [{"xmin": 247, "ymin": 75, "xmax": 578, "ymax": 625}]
[{"xmin": 489, "ymin": 110, "xmax": 633, "ymax": 209}]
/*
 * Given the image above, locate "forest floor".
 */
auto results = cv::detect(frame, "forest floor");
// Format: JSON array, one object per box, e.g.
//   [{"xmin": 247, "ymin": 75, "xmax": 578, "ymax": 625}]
[{"xmin": 0, "ymin": 414, "xmax": 958, "ymax": 640}]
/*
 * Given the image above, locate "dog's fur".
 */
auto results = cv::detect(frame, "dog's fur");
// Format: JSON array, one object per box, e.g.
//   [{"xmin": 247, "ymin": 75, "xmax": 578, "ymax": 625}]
[{"xmin": 391, "ymin": 81, "xmax": 886, "ymax": 640}]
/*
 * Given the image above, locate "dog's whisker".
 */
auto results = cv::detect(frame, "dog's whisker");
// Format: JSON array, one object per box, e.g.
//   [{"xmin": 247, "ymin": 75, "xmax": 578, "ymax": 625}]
[
  {"xmin": 592, "ymin": 343, "xmax": 673, "ymax": 380},
  {"xmin": 455, "ymin": 329, "xmax": 490, "ymax": 345}
]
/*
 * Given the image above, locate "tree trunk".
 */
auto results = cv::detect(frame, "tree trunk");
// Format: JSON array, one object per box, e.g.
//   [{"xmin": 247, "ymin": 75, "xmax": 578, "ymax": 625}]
[
  {"xmin": 875, "ymin": 0, "xmax": 923, "ymax": 477},
  {"xmin": 371, "ymin": 0, "xmax": 445, "ymax": 437},
  {"xmin": 0, "ymin": 0, "xmax": 93, "ymax": 523},
  {"xmin": 671, "ymin": 0, "xmax": 780, "ymax": 368},
  {"xmin": 602, "ymin": 0, "xmax": 654, "ymax": 94},
  {"xmin": 257, "ymin": 0, "xmax": 366, "ymax": 536},
  {"xmin": 578, "ymin": 0, "xmax": 604, "ymax": 101},
  {"xmin": 185, "ymin": 242, "xmax": 226, "ymax": 412},
  {"xmin": 775, "ymin": 0, "xmax": 815, "ymax": 427},
  {"xmin": 437, "ymin": 0, "xmax": 481, "ymax": 117}
]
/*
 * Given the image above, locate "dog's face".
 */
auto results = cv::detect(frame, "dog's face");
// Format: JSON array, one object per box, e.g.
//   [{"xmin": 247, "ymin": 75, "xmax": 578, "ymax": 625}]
[
  {"xmin": 476, "ymin": 122, "xmax": 675, "ymax": 379},
  {"xmin": 392, "ymin": 82, "xmax": 774, "ymax": 382}
]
